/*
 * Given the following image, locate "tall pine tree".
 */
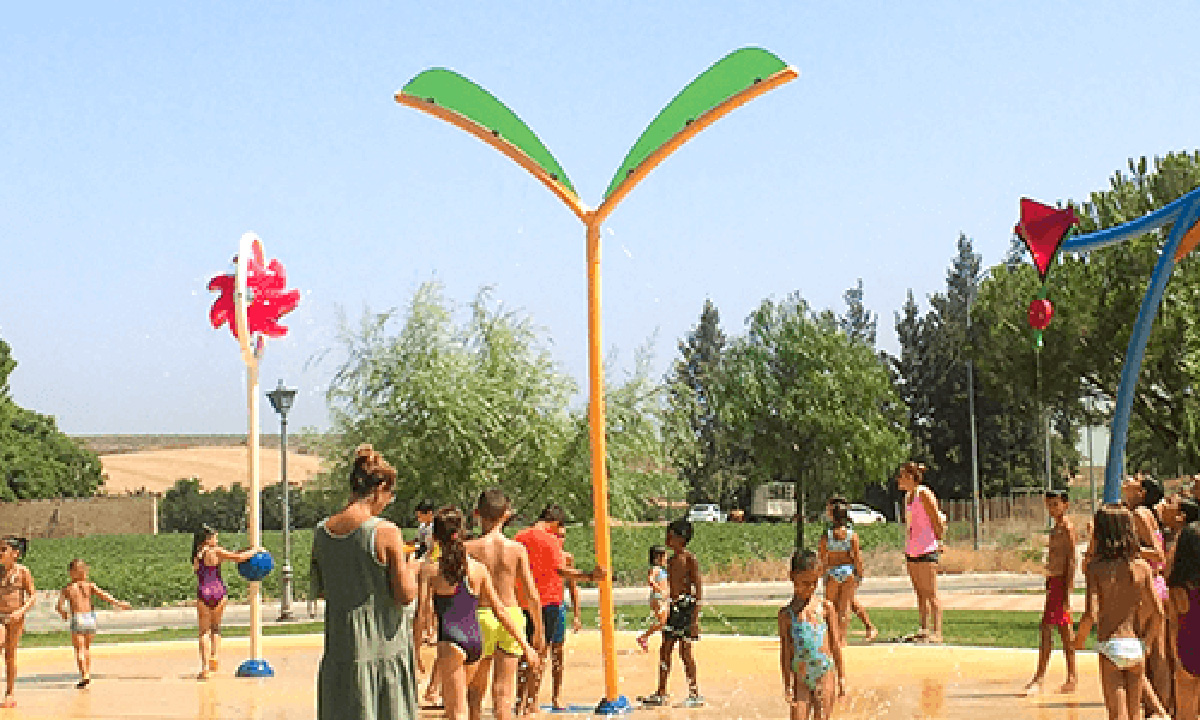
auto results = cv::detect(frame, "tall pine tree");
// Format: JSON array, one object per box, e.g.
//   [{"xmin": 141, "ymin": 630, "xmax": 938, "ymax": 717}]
[{"xmin": 665, "ymin": 300, "xmax": 731, "ymax": 504}]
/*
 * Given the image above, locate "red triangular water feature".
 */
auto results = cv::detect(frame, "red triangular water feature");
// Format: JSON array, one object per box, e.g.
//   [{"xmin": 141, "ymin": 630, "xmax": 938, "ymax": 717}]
[{"xmin": 1015, "ymin": 198, "xmax": 1079, "ymax": 281}]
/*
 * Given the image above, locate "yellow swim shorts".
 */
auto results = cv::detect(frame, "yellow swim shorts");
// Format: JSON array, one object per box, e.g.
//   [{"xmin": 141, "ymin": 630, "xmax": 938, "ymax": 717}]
[{"xmin": 478, "ymin": 606, "xmax": 525, "ymax": 657}]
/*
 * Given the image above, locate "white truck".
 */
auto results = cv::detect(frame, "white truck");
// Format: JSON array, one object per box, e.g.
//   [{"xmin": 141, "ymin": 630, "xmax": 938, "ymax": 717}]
[{"xmin": 748, "ymin": 481, "xmax": 796, "ymax": 522}]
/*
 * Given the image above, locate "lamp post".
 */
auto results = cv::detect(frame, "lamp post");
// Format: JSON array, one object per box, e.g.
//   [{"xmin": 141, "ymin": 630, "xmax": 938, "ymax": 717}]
[
  {"xmin": 266, "ymin": 379, "xmax": 298, "ymax": 621},
  {"xmin": 966, "ymin": 267, "xmax": 991, "ymax": 551}
]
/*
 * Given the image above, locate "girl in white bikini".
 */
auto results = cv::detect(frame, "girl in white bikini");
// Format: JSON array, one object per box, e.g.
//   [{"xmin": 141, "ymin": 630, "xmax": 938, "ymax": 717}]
[{"xmin": 1076, "ymin": 505, "xmax": 1166, "ymax": 720}]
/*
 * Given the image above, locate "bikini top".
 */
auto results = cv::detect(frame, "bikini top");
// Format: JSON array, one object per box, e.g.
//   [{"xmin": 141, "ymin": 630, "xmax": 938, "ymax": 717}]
[
  {"xmin": 0, "ymin": 565, "xmax": 27, "ymax": 605},
  {"xmin": 825, "ymin": 526, "xmax": 854, "ymax": 554}
]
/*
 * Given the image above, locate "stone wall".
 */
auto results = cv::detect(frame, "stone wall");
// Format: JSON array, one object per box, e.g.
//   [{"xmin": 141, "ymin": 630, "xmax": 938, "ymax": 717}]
[{"xmin": 0, "ymin": 495, "xmax": 158, "ymax": 538}]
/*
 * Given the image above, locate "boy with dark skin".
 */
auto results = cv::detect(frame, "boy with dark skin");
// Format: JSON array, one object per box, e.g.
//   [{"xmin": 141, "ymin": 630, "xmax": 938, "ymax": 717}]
[
  {"xmin": 0, "ymin": 538, "xmax": 34, "ymax": 709},
  {"xmin": 464, "ymin": 489, "xmax": 545, "ymax": 720},
  {"xmin": 1024, "ymin": 490, "xmax": 1078, "ymax": 695},
  {"xmin": 641, "ymin": 518, "xmax": 704, "ymax": 708}
]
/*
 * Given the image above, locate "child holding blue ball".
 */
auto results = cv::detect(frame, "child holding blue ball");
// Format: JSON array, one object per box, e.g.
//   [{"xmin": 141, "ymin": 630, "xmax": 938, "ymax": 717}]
[{"xmin": 191, "ymin": 525, "xmax": 262, "ymax": 679}]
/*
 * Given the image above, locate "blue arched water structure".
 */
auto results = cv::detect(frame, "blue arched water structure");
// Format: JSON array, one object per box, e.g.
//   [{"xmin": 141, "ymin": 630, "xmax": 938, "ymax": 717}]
[{"xmin": 1053, "ymin": 186, "xmax": 1200, "ymax": 502}]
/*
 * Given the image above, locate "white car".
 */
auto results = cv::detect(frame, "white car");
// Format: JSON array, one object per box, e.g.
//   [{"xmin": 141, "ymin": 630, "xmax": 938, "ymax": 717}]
[
  {"xmin": 847, "ymin": 503, "xmax": 886, "ymax": 525},
  {"xmin": 687, "ymin": 503, "xmax": 727, "ymax": 522}
]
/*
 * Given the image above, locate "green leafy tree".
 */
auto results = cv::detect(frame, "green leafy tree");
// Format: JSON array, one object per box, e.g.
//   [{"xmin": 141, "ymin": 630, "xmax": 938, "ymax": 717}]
[
  {"xmin": 323, "ymin": 282, "xmax": 580, "ymax": 521},
  {"xmin": 158, "ymin": 478, "xmax": 247, "ymax": 534},
  {"xmin": 0, "ymin": 338, "xmax": 103, "ymax": 500},
  {"xmin": 664, "ymin": 300, "xmax": 738, "ymax": 506},
  {"xmin": 586, "ymin": 342, "xmax": 686, "ymax": 521},
  {"xmin": 720, "ymin": 292, "xmax": 909, "ymax": 547},
  {"xmin": 888, "ymin": 234, "xmax": 1077, "ymax": 500},
  {"xmin": 973, "ymin": 152, "xmax": 1200, "ymax": 477}
]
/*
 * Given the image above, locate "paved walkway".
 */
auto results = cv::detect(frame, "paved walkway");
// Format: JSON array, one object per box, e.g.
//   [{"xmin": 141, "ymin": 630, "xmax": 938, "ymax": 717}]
[
  {"xmin": 6, "ymin": 631, "xmax": 1107, "ymax": 719},
  {"xmin": 24, "ymin": 572, "xmax": 1060, "ymax": 634}
]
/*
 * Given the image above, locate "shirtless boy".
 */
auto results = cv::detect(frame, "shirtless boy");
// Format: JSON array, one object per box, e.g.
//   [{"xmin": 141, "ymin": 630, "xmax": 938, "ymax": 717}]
[
  {"xmin": 1024, "ymin": 490, "xmax": 1078, "ymax": 695},
  {"xmin": 640, "ymin": 518, "xmax": 704, "ymax": 709},
  {"xmin": 0, "ymin": 537, "xmax": 34, "ymax": 709},
  {"xmin": 56, "ymin": 559, "xmax": 132, "ymax": 688},
  {"xmin": 464, "ymin": 488, "xmax": 545, "ymax": 720}
]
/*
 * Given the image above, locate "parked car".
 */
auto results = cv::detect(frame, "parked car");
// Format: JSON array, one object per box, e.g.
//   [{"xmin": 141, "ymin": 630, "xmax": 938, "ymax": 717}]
[
  {"xmin": 847, "ymin": 503, "xmax": 887, "ymax": 525},
  {"xmin": 687, "ymin": 503, "xmax": 727, "ymax": 523}
]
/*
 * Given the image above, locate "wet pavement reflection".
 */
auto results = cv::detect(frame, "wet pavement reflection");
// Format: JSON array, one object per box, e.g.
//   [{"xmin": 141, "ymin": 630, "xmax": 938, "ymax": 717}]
[{"xmin": 5, "ymin": 633, "xmax": 1109, "ymax": 718}]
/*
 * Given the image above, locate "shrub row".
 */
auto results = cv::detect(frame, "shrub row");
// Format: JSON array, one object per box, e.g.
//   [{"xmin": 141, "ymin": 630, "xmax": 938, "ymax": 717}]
[{"xmin": 21, "ymin": 522, "xmax": 904, "ymax": 608}]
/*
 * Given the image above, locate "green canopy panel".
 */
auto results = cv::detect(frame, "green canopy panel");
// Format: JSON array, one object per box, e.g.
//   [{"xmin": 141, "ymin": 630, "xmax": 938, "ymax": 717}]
[
  {"xmin": 400, "ymin": 68, "xmax": 577, "ymax": 197},
  {"xmin": 603, "ymin": 47, "xmax": 789, "ymax": 200}
]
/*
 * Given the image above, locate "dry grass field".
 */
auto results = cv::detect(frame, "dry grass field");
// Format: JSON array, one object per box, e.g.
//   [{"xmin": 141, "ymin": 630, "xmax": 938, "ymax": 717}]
[{"xmin": 99, "ymin": 447, "xmax": 327, "ymax": 494}]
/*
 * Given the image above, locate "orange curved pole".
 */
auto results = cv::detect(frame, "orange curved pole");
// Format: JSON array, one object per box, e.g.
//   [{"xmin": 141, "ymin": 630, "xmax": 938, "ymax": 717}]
[
  {"xmin": 583, "ymin": 218, "xmax": 621, "ymax": 702},
  {"xmin": 1174, "ymin": 219, "xmax": 1200, "ymax": 261},
  {"xmin": 395, "ymin": 94, "xmax": 592, "ymax": 222},
  {"xmin": 594, "ymin": 66, "xmax": 798, "ymax": 224}
]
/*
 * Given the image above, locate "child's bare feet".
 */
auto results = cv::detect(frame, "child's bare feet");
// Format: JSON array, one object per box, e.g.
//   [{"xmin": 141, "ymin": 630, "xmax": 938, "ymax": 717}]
[
  {"xmin": 196, "ymin": 670, "xmax": 210, "ymax": 681},
  {"xmin": 1022, "ymin": 679, "xmax": 1043, "ymax": 696},
  {"xmin": 864, "ymin": 625, "xmax": 879, "ymax": 642},
  {"xmin": 1058, "ymin": 679, "xmax": 1076, "ymax": 694}
]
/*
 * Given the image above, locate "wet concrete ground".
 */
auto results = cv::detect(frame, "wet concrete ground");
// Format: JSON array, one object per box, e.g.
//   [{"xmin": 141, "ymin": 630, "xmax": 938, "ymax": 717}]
[{"xmin": 4, "ymin": 631, "xmax": 1107, "ymax": 719}]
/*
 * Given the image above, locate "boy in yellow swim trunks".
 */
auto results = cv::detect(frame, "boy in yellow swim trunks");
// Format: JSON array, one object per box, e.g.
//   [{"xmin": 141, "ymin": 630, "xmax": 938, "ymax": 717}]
[{"xmin": 465, "ymin": 489, "xmax": 545, "ymax": 720}]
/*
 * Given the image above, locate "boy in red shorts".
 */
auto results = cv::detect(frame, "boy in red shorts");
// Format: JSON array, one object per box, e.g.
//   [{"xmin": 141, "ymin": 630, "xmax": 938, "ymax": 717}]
[{"xmin": 1024, "ymin": 489, "xmax": 1078, "ymax": 695}]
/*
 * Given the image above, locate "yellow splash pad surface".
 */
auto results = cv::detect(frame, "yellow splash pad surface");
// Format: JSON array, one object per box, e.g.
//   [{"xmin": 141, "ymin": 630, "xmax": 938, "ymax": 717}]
[{"xmin": 5, "ymin": 632, "xmax": 1107, "ymax": 718}]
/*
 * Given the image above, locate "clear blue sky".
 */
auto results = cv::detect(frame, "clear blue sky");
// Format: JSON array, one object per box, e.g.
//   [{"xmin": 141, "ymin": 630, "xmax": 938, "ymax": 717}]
[{"xmin": 3, "ymin": 2, "xmax": 1198, "ymax": 434}]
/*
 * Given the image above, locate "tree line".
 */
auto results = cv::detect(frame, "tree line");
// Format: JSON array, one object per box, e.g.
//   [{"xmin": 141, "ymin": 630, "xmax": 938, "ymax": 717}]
[{"xmin": 5, "ymin": 151, "xmax": 1199, "ymax": 535}]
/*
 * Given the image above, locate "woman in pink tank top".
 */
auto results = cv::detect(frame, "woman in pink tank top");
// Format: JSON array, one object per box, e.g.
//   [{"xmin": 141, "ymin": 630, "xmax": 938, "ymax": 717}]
[{"xmin": 897, "ymin": 462, "xmax": 943, "ymax": 643}]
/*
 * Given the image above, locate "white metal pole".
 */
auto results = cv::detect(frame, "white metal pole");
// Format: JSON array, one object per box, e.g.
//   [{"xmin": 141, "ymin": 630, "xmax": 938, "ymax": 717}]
[{"xmin": 233, "ymin": 233, "xmax": 270, "ymax": 677}]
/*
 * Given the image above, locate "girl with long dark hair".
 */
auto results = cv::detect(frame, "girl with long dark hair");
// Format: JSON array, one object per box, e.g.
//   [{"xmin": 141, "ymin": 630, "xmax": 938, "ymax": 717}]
[
  {"xmin": 1076, "ymin": 505, "xmax": 1165, "ymax": 720},
  {"xmin": 191, "ymin": 525, "xmax": 260, "ymax": 679},
  {"xmin": 418, "ymin": 507, "xmax": 538, "ymax": 720}
]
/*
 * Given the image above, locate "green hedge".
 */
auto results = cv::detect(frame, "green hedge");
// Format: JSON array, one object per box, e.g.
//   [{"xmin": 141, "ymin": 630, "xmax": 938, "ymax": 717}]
[{"xmin": 21, "ymin": 521, "xmax": 904, "ymax": 607}]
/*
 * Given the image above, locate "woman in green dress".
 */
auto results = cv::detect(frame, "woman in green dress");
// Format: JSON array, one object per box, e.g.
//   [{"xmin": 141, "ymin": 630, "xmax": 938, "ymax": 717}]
[{"xmin": 311, "ymin": 444, "xmax": 419, "ymax": 720}]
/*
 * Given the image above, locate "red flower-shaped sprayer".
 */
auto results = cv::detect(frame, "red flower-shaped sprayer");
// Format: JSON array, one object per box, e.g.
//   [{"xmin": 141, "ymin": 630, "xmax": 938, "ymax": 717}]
[{"xmin": 207, "ymin": 238, "xmax": 300, "ymax": 340}]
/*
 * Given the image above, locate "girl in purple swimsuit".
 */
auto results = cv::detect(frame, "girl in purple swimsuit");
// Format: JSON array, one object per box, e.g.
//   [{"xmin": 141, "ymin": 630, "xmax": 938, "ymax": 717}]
[
  {"xmin": 1169, "ymin": 522, "xmax": 1200, "ymax": 720},
  {"xmin": 417, "ymin": 508, "xmax": 538, "ymax": 720},
  {"xmin": 191, "ymin": 525, "xmax": 260, "ymax": 679}
]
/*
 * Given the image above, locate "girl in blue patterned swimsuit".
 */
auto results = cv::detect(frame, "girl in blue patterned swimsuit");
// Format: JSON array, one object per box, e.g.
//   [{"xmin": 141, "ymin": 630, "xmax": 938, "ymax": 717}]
[
  {"xmin": 818, "ymin": 501, "xmax": 864, "ymax": 647},
  {"xmin": 778, "ymin": 551, "xmax": 845, "ymax": 719}
]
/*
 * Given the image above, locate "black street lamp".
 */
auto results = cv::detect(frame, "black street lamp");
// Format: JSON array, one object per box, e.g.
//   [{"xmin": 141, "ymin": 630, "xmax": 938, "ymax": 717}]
[{"xmin": 266, "ymin": 379, "xmax": 298, "ymax": 621}]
